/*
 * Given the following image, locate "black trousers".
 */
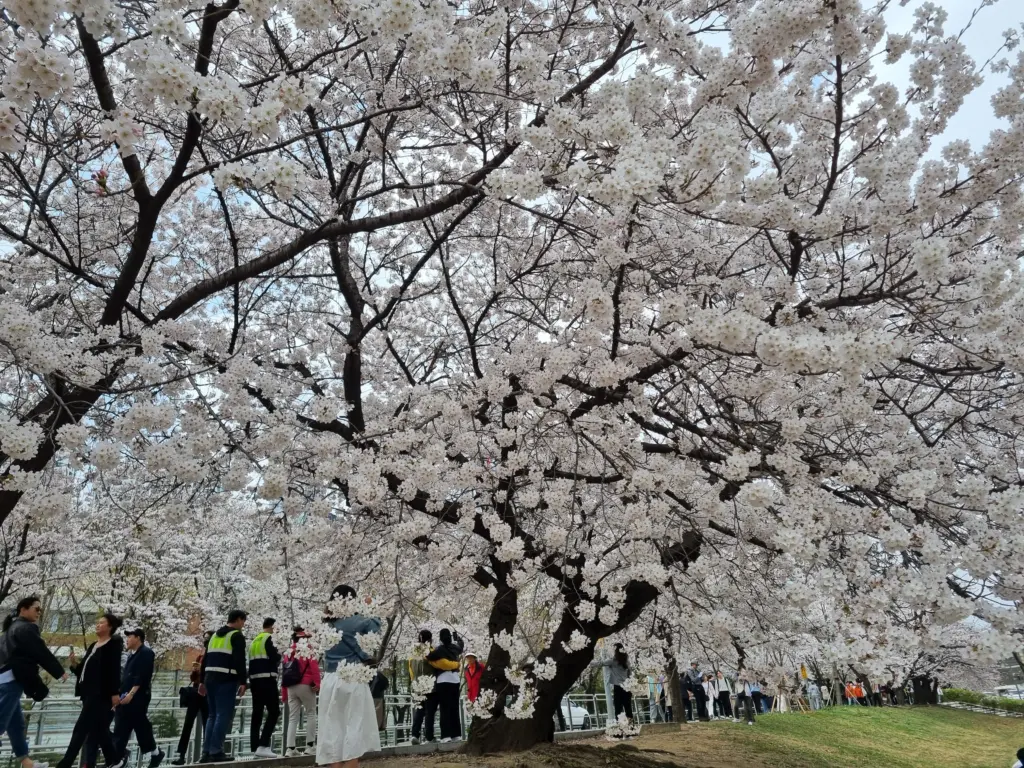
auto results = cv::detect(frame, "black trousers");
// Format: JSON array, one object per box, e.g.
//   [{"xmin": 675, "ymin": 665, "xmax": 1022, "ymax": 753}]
[
  {"xmin": 612, "ymin": 685, "xmax": 633, "ymax": 720},
  {"xmin": 681, "ymin": 695, "xmax": 692, "ymax": 721},
  {"xmin": 113, "ymin": 694, "xmax": 157, "ymax": 759},
  {"xmin": 436, "ymin": 682, "xmax": 461, "ymax": 740},
  {"xmin": 249, "ymin": 682, "xmax": 280, "ymax": 751},
  {"xmin": 177, "ymin": 695, "xmax": 208, "ymax": 756},
  {"xmin": 751, "ymin": 691, "xmax": 763, "ymax": 713},
  {"xmin": 735, "ymin": 693, "xmax": 756, "ymax": 723},
  {"xmin": 693, "ymin": 689, "xmax": 709, "ymax": 721},
  {"xmin": 717, "ymin": 691, "xmax": 732, "ymax": 718},
  {"xmin": 412, "ymin": 690, "xmax": 435, "ymax": 739},
  {"xmin": 57, "ymin": 696, "xmax": 118, "ymax": 768}
]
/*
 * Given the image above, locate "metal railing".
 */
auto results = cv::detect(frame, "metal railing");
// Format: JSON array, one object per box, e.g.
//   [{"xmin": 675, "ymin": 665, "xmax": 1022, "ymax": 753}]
[{"xmin": 1, "ymin": 690, "xmax": 663, "ymax": 765}]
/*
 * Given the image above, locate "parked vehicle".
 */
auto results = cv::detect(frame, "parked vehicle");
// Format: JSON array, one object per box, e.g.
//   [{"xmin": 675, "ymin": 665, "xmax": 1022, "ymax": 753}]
[{"xmin": 559, "ymin": 698, "xmax": 592, "ymax": 730}]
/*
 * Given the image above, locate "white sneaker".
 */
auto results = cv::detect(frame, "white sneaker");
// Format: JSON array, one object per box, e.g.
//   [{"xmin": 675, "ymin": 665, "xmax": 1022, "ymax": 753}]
[
  {"xmin": 284, "ymin": 749, "xmax": 300, "ymax": 757},
  {"xmin": 254, "ymin": 747, "xmax": 279, "ymax": 758},
  {"xmin": 747, "ymin": 721, "xmax": 754, "ymax": 726},
  {"xmin": 28, "ymin": 762, "xmax": 50, "ymax": 768},
  {"xmin": 301, "ymin": 745, "xmax": 315, "ymax": 756},
  {"xmin": 439, "ymin": 738, "xmax": 452, "ymax": 744}
]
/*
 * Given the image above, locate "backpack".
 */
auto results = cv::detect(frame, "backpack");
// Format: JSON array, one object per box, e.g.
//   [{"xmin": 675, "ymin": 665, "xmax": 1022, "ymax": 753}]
[{"xmin": 281, "ymin": 655, "xmax": 305, "ymax": 688}]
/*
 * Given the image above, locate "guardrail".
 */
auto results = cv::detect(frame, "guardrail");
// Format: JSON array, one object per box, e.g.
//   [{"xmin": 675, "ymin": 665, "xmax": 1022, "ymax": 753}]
[{"xmin": 1, "ymin": 691, "xmax": 666, "ymax": 766}]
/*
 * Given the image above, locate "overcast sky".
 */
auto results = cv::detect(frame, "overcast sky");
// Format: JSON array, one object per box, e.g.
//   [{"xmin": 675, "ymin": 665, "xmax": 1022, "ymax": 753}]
[{"xmin": 882, "ymin": 0, "xmax": 1024, "ymax": 153}]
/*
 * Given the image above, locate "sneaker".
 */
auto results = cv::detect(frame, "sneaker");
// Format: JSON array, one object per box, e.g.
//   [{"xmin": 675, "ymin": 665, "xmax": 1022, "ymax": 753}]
[
  {"xmin": 410, "ymin": 737, "xmax": 420, "ymax": 746},
  {"xmin": 732, "ymin": 718, "xmax": 741, "ymax": 723},
  {"xmin": 253, "ymin": 748, "xmax": 279, "ymax": 759},
  {"xmin": 208, "ymin": 755, "xmax": 232, "ymax": 764},
  {"xmin": 284, "ymin": 749, "xmax": 299, "ymax": 758},
  {"xmin": 301, "ymin": 744, "xmax": 315, "ymax": 756},
  {"xmin": 439, "ymin": 738, "xmax": 452, "ymax": 744},
  {"xmin": 102, "ymin": 759, "xmax": 128, "ymax": 768},
  {"xmin": 150, "ymin": 750, "xmax": 166, "ymax": 768},
  {"xmin": 198, "ymin": 755, "xmax": 210, "ymax": 764},
  {"xmin": 171, "ymin": 756, "xmax": 186, "ymax": 767},
  {"xmin": 28, "ymin": 762, "xmax": 49, "ymax": 768},
  {"xmin": 747, "ymin": 721, "xmax": 754, "ymax": 726}
]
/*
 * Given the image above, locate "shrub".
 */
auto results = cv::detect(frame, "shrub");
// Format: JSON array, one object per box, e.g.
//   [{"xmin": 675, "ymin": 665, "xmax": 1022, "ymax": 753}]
[{"xmin": 944, "ymin": 688, "xmax": 1024, "ymax": 714}]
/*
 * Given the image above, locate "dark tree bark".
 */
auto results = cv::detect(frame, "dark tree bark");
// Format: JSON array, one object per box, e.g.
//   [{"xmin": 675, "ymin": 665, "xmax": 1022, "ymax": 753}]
[
  {"xmin": 465, "ymin": 532, "xmax": 701, "ymax": 754},
  {"xmin": 911, "ymin": 676, "xmax": 938, "ymax": 706}
]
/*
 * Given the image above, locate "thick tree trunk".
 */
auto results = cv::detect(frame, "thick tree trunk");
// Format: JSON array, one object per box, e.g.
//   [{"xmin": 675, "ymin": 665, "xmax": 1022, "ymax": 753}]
[
  {"xmin": 911, "ymin": 676, "xmax": 938, "ymax": 705},
  {"xmin": 464, "ymin": 693, "xmax": 562, "ymax": 754},
  {"xmin": 467, "ymin": 532, "xmax": 702, "ymax": 754}
]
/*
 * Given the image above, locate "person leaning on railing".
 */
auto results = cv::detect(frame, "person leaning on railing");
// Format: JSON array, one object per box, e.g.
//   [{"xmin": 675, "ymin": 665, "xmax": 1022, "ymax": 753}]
[{"xmin": 0, "ymin": 596, "xmax": 69, "ymax": 768}]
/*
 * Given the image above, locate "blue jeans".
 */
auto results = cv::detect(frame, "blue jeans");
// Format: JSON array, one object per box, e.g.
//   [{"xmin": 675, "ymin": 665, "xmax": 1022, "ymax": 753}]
[
  {"xmin": 203, "ymin": 681, "xmax": 238, "ymax": 756},
  {"xmin": 0, "ymin": 681, "xmax": 29, "ymax": 758}
]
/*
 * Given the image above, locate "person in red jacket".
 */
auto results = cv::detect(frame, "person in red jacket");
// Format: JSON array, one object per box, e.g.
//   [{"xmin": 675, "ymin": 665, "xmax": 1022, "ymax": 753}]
[
  {"xmin": 463, "ymin": 652, "xmax": 485, "ymax": 703},
  {"xmin": 281, "ymin": 628, "xmax": 321, "ymax": 757}
]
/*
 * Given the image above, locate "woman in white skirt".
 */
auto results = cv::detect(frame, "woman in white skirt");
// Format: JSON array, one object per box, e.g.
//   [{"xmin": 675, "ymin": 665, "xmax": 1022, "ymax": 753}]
[{"xmin": 318, "ymin": 585, "xmax": 382, "ymax": 768}]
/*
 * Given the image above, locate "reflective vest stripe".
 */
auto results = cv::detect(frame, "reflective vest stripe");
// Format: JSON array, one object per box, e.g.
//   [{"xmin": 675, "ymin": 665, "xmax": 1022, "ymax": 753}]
[
  {"xmin": 248, "ymin": 632, "xmax": 278, "ymax": 680},
  {"xmin": 206, "ymin": 631, "xmax": 239, "ymax": 675}
]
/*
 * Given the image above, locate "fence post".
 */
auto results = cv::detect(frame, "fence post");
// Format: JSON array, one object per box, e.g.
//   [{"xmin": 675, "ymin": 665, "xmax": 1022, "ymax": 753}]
[{"xmin": 34, "ymin": 701, "xmax": 45, "ymax": 746}]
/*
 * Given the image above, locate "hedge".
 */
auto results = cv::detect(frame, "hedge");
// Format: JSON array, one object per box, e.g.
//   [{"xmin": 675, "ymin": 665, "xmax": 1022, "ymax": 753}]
[{"xmin": 943, "ymin": 687, "xmax": 1024, "ymax": 714}]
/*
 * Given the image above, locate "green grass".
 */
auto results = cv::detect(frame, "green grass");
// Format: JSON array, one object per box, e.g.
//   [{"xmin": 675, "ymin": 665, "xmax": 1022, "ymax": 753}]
[{"xmin": 636, "ymin": 706, "xmax": 1024, "ymax": 768}]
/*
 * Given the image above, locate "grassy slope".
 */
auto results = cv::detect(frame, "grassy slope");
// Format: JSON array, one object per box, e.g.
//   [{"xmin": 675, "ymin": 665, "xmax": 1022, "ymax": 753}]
[
  {"xmin": 618, "ymin": 706, "xmax": 1024, "ymax": 768},
  {"xmin": 377, "ymin": 707, "xmax": 1023, "ymax": 768}
]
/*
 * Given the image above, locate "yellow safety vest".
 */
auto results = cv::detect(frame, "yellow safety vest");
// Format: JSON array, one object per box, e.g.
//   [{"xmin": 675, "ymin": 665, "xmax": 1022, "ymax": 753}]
[
  {"xmin": 249, "ymin": 632, "xmax": 277, "ymax": 680},
  {"xmin": 205, "ymin": 630, "xmax": 240, "ymax": 675}
]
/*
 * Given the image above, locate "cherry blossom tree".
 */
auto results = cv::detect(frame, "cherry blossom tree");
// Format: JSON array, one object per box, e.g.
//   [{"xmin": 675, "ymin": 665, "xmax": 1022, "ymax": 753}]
[{"xmin": 3, "ymin": 0, "xmax": 1024, "ymax": 753}]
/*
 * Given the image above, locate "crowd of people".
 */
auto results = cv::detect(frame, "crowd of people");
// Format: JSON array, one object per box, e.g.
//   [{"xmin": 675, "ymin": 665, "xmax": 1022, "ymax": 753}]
[
  {"xmin": 1, "ymin": 593, "xmax": 990, "ymax": 768},
  {"xmin": 0, "ymin": 588, "xmax": 490, "ymax": 768},
  {"xmin": 602, "ymin": 647, "xmax": 925, "ymax": 731}
]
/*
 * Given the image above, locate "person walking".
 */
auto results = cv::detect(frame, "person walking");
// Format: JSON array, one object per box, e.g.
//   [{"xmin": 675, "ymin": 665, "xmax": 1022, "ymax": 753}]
[
  {"xmin": 426, "ymin": 629, "xmax": 464, "ymax": 743},
  {"xmin": 715, "ymin": 671, "xmax": 732, "ymax": 719},
  {"xmin": 248, "ymin": 618, "xmax": 281, "ymax": 758},
  {"xmin": 55, "ymin": 613, "xmax": 126, "ymax": 768},
  {"xmin": 318, "ymin": 585, "xmax": 381, "ymax": 768},
  {"xmin": 282, "ymin": 628, "xmax": 320, "ymax": 757},
  {"xmin": 0, "ymin": 596, "xmax": 67, "ymax": 768},
  {"xmin": 112, "ymin": 629, "xmax": 163, "ymax": 768},
  {"xmin": 749, "ymin": 679, "xmax": 763, "ymax": 714},
  {"xmin": 200, "ymin": 610, "xmax": 248, "ymax": 763},
  {"xmin": 463, "ymin": 651, "xmax": 484, "ymax": 703},
  {"xmin": 172, "ymin": 632, "xmax": 212, "ymax": 765},
  {"xmin": 807, "ymin": 680, "xmax": 822, "ymax": 711},
  {"xmin": 596, "ymin": 644, "xmax": 633, "ymax": 724},
  {"xmin": 732, "ymin": 671, "xmax": 756, "ymax": 725}
]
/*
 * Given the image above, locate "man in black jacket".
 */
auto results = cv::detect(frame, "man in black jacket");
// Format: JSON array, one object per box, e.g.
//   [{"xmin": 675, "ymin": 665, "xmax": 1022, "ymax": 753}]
[
  {"xmin": 425, "ymin": 629, "xmax": 464, "ymax": 742},
  {"xmin": 199, "ymin": 610, "xmax": 248, "ymax": 762},
  {"xmin": 247, "ymin": 618, "xmax": 281, "ymax": 758},
  {"xmin": 113, "ymin": 629, "xmax": 164, "ymax": 768}
]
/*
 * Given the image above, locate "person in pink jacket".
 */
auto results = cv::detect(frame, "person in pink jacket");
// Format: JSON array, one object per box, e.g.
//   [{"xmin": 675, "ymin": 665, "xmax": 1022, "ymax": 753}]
[{"xmin": 281, "ymin": 628, "xmax": 321, "ymax": 756}]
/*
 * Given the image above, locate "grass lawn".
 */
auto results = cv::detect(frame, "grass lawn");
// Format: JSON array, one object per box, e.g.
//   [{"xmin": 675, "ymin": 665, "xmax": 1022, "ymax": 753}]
[
  {"xmin": 373, "ymin": 706, "xmax": 1023, "ymax": 768},
  {"xmin": 631, "ymin": 706, "xmax": 1024, "ymax": 767}
]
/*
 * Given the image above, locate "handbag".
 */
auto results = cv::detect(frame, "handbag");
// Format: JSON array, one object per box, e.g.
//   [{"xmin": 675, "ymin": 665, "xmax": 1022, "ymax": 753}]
[
  {"xmin": 178, "ymin": 686, "xmax": 192, "ymax": 708},
  {"xmin": 369, "ymin": 670, "xmax": 389, "ymax": 698}
]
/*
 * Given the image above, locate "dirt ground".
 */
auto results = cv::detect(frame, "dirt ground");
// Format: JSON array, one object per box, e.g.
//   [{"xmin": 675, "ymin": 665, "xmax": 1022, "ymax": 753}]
[{"xmin": 363, "ymin": 708, "xmax": 1024, "ymax": 768}]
